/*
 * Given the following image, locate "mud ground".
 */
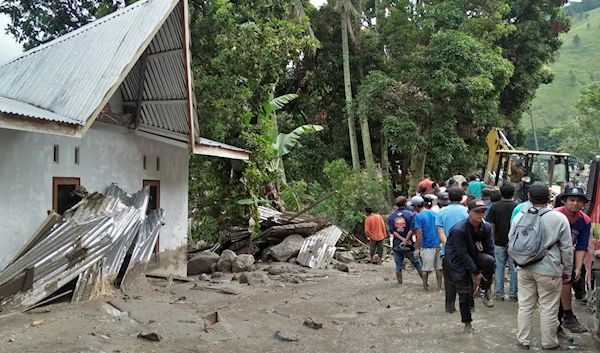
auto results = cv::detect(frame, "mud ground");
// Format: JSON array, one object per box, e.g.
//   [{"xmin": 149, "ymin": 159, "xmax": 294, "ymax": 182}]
[{"xmin": 0, "ymin": 259, "xmax": 597, "ymax": 353}]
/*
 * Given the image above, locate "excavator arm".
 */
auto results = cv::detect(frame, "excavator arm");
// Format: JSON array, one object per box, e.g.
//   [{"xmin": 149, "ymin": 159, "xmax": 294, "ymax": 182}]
[{"xmin": 485, "ymin": 127, "xmax": 514, "ymax": 185}]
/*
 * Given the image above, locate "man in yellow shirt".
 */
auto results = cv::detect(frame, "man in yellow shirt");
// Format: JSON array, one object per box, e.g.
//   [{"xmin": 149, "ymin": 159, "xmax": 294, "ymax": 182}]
[{"xmin": 364, "ymin": 206, "xmax": 388, "ymax": 265}]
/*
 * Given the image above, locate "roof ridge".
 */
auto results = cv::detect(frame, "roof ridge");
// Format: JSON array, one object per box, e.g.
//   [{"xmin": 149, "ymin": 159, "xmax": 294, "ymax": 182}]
[{"xmin": 0, "ymin": 0, "xmax": 154, "ymax": 68}]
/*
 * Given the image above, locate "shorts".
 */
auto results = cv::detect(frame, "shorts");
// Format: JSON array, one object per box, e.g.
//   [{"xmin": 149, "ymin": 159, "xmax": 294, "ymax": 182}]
[
  {"xmin": 393, "ymin": 249, "xmax": 423, "ymax": 272},
  {"xmin": 370, "ymin": 239, "xmax": 383, "ymax": 257},
  {"xmin": 421, "ymin": 247, "xmax": 443, "ymax": 272}
]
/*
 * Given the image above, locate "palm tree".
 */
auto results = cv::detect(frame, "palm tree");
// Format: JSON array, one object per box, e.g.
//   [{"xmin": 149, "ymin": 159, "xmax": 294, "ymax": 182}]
[{"xmin": 331, "ymin": 0, "xmax": 364, "ymax": 169}]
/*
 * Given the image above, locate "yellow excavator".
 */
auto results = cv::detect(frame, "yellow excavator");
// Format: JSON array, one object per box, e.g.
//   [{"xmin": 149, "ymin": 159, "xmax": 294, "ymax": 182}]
[{"xmin": 485, "ymin": 127, "xmax": 571, "ymax": 201}]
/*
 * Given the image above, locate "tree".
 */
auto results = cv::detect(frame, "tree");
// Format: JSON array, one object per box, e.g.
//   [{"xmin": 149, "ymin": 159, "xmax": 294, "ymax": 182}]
[
  {"xmin": 0, "ymin": 0, "xmax": 135, "ymax": 50},
  {"xmin": 331, "ymin": 0, "xmax": 362, "ymax": 169},
  {"xmin": 550, "ymin": 83, "xmax": 600, "ymax": 158},
  {"xmin": 573, "ymin": 34, "xmax": 581, "ymax": 47}
]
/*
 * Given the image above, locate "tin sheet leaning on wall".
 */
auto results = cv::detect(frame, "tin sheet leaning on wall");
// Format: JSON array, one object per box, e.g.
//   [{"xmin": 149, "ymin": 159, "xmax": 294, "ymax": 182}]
[{"xmin": 297, "ymin": 226, "xmax": 343, "ymax": 269}]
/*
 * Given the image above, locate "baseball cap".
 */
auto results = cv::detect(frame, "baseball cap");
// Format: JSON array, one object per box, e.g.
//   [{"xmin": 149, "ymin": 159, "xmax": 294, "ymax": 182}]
[
  {"xmin": 468, "ymin": 200, "xmax": 487, "ymax": 212},
  {"xmin": 410, "ymin": 196, "xmax": 424, "ymax": 207},
  {"xmin": 560, "ymin": 186, "xmax": 588, "ymax": 202},
  {"xmin": 528, "ymin": 184, "xmax": 549, "ymax": 202},
  {"xmin": 437, "ymin": 192, "xmax": 450, "ymax": 206},
  {"xmin": 448, "ymin": 187, "xmax": 465, "ymax": 202}
]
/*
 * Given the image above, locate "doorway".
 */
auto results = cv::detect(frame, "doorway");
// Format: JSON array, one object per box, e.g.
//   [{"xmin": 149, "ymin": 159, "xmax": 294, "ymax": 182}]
[
  {"xmin": 142, "ymin": 179, "xmax": 160, "ymax": 253},
  {"xmin": 52, "ymin": 177, "xmax": 81, "ymax": 215}
]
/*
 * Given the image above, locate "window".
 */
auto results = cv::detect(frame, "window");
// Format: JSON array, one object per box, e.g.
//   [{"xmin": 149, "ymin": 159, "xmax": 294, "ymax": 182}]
[
  {"xmin": 53, "ymin": 145, "xmax": 59, "ymax": 163},
  {"xmin": 74, "ymin": 147, "xmax": 80, "ymax": 165},
  {"xmin": 52, "ymin": 177, "xmax": 81, "ymax": 215},
  {"xmin": 143, "ymin": 180, "xmax": 160, "ymax": 253},
  {"xmin": 156, "ymin": 157, "xmax": 160, "ymax": 171},
  {"xmin": 143, "ymin": 155, "xmax": 147, "ymax": 170}
]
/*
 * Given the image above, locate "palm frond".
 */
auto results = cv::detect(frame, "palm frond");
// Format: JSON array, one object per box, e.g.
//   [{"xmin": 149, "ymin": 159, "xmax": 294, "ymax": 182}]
[{"xmin": 270, "ymin": 93, "xmax": 299, "ymax": 110}]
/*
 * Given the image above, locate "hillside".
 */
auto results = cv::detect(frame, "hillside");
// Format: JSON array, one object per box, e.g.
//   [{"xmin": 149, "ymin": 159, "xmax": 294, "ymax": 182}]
[{"xmin": 524, "ymin": 7, "xmax": 600, "ymax": 137}]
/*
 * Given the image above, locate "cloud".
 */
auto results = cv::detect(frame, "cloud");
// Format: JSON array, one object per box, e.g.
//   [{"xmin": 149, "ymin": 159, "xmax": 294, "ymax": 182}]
[{"xmin": 0, "ymin": 14, "xmax": 23, "ymax": 65}]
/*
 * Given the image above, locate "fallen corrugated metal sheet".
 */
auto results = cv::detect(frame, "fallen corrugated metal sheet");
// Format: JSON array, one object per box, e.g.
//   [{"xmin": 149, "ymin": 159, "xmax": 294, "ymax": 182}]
[
  {"xmin": 258, "ymin": 206, "xmax": 282, "ymax": 223},
  {"xmin": 297, "ymin": 226, "xmax": 343, "ymax": 269}
]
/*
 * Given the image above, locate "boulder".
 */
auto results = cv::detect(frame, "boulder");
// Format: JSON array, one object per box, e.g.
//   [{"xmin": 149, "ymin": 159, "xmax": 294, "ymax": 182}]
[
  {"xmin": 210, "ymin": 263, "xmax": 217, "ymax": 274},
  {"xmin": 270, "ymin": 234, "xmax": 305, "ymax": 262},
  {"xmin": 211, "ymin": 272, "xmax": 226, "ymax": 279},
  {"xmin": 260, "ymin": 247, "xmax": 273, "ymax": 262},
  {"xmin": 239, "ymin": 272, "xmax": 269, "ymax": 285},
  {"xmin": 216, "ymin": 249, "xmax": 237, "ymax": 272},
  {"xmin": 188, "ymin": 252, "xmax": 219, "ymax": 275},
  {"xmin": 232, "ymin": 254, "xmax": 255, "ymax": 273},
  {"xmin": 200, "ymin": 273, "xmax": 211, "ymax": 281},
  {"xmin": 335, "ymin": 252, "xmax": 355, "ymax": 264},
  {"xmin": 288, "ymin": 257, "xmax": 298, "ymax": 264},
  {"xmin": 333, "ymin": 263, "xmax": 350, "ymax": 272}
]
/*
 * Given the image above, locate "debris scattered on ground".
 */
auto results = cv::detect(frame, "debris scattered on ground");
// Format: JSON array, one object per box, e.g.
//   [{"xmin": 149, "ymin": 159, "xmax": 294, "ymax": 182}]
[
  {"xmin": 203, "ymin": 312, "xmax": 219, "ymax": 330},
  {"xmin": 303, "ymin": 318, "xmax": 323, "ymax": 329},
  {"xmin": 298, "ymin": 226, "xmax": 344, "ymax": 269},
  {"xmin": 239, "ymin": 272, "xmax": 268, "ymax": 285},
  {"xmin": 30, "ymin": 320, "xmax": 45, "ymax": 327},
  {"xmin": 274, "ymin": 330, "xmax": 298, "ymax": 342},
  {"xmin": 333, "ymin": 263, "xmax": 350, "ymax": 273},
  {"xmin": 137, "ymin": 332, "xmax": 162, "ymax": 342}
]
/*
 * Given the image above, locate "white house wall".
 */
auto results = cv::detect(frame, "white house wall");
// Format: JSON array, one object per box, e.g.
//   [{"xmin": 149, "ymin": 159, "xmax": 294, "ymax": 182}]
[{"xmin": 0, "ymin": 127, "xmax": 189, "ymax": 276}]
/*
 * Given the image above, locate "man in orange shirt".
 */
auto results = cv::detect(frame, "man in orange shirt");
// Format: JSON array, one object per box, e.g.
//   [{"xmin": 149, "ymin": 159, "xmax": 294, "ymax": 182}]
[
  {"xmin": 418, "ymin": 174, "xmax": 434, "ymax": 194},
  {"xmin": 364, "ymin": 206, "xmax": 387, "ymax": 265}
]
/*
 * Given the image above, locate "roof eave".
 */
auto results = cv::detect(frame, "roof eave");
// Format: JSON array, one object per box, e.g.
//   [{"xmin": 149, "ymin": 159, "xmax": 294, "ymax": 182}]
[
  {"xmin": 193, "ymin": 143, "xmax": 250, "ymax": 161},
  {"xmin": 0, "ymin": 111, "xmax": 82, "ymax": 137}
]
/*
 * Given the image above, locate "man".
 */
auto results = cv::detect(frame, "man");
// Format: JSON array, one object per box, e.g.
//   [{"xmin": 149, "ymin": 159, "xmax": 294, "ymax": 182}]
[
  {"xmin": 436, "ymin": 187, "xmax": 469, "ymax": 313},
  {"xmin": 438, "ymin": 181, "xmax": 448, "ymax": 193},
  {"xmin": 432, "ymin": 191, "xmax": 449, "ymax": 212},
  {"xmin": 461, "ymin": 181, "xmax": 469, "ymax": 191},
  {"xmin": 482, "ymin": 188, "xmax": 493, "ymax": 217},
  {"xmin": 445, "ymin": 200, "xmax": 496, "ymax": 333},
  {"xmin": 414, "ymin": 196, "xmax": 442, "ymax": 291},
  {"xmin": 511, "ymin": 184, "xmax": 573, "ymax": 350},
  {"xmin": 416, "ymin": 185, "xmax": 428, "ymax": 197},
  {"xmin": 364, "ymin": 206, "xmax": 387, "ymax": 265},
  {"xmin": 418, "ymin": 174, "xmax": 434, "ymax": 194},
  {"xmin": 388, "ymin": 196, "xmax": 423, "ymax": 284},
  {"xmin": 487, "ymin": 183, "xmax": 518, "ymax": 301},
  {"xmin": 466, "ymin": 175, "xmax": 488, "ymax": 200},
  {"xmin": 490, "ymin": 190, "xmax": 502, "ymax": 203},
  {"xmin": 555, "ymin": 187, "xmax": 590, "ymax": 335}
]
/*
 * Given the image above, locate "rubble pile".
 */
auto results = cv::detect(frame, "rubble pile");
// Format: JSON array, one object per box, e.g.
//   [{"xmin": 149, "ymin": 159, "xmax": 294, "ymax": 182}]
[
  {"xmin": 188, "ymin": 206, "xmax": 348, "ymax": 275},
  {"xmin": 0, "ymin": 184, "xmax": 164, "ymax": 312}
]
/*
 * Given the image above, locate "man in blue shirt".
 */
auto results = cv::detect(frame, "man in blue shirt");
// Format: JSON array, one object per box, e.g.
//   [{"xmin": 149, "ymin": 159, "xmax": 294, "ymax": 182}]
[
  {"xmin": 414, "ymin": 196, "xmax": 442, "ymax": 291},
  {"xmin": 388, "ymin": 196, "xmax": 423, "ymax": 284},
  {"xmin": 466, "ymin": 175, "xmax": 489, "ymax": 200},
  {"xmin": 436, "ymin": 187, "xmax": 469, "ymax": 313},
  {"xmin": 446, "ymin": 200, "xmax": 496, "ymax": 333}
]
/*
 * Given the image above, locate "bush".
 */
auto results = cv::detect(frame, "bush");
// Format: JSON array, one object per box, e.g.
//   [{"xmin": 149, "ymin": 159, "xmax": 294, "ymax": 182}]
[{"xmin": 306, "ymin": 159, "xmax": 390, "ymax": 232}]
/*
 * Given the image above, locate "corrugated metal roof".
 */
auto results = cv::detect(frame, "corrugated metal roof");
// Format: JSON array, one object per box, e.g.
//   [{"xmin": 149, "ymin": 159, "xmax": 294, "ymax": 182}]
[
  {"xmin": 0, "ymin": 0, "xmax": 179, "ymax": 127},
  {"xmin": 297, "ymin": 226, "xmax": 343, "ymax": 269}
]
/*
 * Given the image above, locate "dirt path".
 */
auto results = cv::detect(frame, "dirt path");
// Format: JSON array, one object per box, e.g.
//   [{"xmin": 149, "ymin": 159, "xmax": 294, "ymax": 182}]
[{"xmin": 0, "ymin": 260, "xmax": 597, "ymax": 353}]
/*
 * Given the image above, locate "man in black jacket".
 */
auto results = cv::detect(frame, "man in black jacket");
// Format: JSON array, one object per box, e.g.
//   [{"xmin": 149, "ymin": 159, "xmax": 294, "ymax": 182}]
[{"xmin": 445, "ymin": 200, "xmax": 496, "ymax": 333}]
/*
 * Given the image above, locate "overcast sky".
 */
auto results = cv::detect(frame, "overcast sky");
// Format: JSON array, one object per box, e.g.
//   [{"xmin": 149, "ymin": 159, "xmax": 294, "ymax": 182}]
[{"xmin": 0, "ymin": 0, "xmax": 328, "ymax": 65}]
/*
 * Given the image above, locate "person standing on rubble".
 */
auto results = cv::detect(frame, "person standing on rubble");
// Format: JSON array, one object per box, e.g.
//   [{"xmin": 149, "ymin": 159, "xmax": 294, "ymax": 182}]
[
  {"xmin": 436, "ymin": 187, "xmax": 468, "ymax": 313},
  {"xmin": 414, "ymin": 196, "xmax": 443, "ymax": 291},
  {"xmin": 388, "ymin": 196, "xmax": 423, "ymax": 284},
  {"xmin": 364, "ymin": 206, "xmax": 387, "ymax": 265},
  {"xmin": 445, "ymin": 200, "xmax": 496, "ymax": 333}
]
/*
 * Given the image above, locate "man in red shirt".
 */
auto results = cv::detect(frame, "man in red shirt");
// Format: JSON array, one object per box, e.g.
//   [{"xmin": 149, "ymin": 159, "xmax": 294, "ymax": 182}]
[
  {"xmin": 418, "ymin": 174, "xmax": 434, "ymax": 194},
  {"xmin": 364, "ymin": 206, "xmax": 388, "ymax": 265}
]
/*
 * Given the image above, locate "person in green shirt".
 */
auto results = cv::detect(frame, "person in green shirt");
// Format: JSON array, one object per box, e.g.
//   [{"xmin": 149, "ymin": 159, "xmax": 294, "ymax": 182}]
[{"xmin": 466, "ymin": 175, "xmax": 489, "ymax": 200}]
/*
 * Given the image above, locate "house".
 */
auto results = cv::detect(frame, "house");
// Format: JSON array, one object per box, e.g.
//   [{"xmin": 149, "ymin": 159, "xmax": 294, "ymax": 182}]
[{"xmin": 0, "ymin": 0, "xmax": 248, "ymax": 277}]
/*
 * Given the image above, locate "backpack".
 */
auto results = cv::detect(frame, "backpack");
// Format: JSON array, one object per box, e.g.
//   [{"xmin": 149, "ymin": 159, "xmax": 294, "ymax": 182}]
[{"xmin": 508, "ymin": 206, "xmax": 552, "ymax": 267}]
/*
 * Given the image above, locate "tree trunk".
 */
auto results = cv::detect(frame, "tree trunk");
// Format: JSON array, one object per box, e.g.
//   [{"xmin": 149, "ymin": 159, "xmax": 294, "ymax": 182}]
[
  {"xmin": 408, "ymin": 150, "xmax": 427, "ymax": 196},
  {"xmin": 360, "ymin": 114, "xmax": 375, "ymax": 172},
  {"xmin": 341, "ymin": 12, "xmax": 360, "ymax": 169},
  {"xmin": 380, "ymin": 132, "xmax": 392, "ymax": 203}
]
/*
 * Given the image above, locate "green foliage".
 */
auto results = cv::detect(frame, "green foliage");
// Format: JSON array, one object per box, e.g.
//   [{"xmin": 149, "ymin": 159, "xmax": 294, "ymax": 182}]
[
  {"xmin": 274, "ymin": 125, "xmax": 324, "ymax": 157},
  {"xmin": 0, "ymin": 0, "xmax": 136, "ymax": 50},
  {"xmin": 550, "ymin": 82, "xmax": 600, "ymax": 158},
  {"xmin": 565, "ymin": 0, "xmax": 600, "ymax": 16}
]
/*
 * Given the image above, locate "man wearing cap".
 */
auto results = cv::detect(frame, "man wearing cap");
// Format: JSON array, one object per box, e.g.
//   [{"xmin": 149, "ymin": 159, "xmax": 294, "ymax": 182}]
[
  {"xmin": 388, "ymin": 196, "xmax": 423, "ymax": 284},
  {"xmin": 436, "ymin": 187, "xmax": 469, "ymax": 313},
  {"xmin": 554, "ymin": 186, "xmax": 591, "ymax": 335},
  {"xmin": 364, "ymin": 206, "xmax": 387, "ymax": 265},
  {"xmin": 510, "ymin": 184, "xmax": 573, "ymax": 350},
  {"xmin": 445, "ymin": 199, "xmax": 496, "ymax": 332},
  {"xmin": 487, "ymin": 183, "xmax": 519, "ymax": 302},
  {"xmin": 414, "ymin": 195, "xmax": 442, "ymax": 291}
]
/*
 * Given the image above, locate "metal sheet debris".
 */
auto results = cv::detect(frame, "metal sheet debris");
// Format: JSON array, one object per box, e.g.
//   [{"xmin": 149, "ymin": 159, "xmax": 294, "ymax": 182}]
[{"xmin": 297, "ymin": 226, "xmax": 343, "ymax": 269}]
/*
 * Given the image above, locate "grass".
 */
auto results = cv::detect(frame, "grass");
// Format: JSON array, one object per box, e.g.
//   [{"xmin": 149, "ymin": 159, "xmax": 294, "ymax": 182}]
[{"xmin": 524, "ymin": 7, "xmax": 600, "ymax": 132}]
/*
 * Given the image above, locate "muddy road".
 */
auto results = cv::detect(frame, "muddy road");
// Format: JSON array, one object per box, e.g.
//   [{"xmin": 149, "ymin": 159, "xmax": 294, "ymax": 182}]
[{"xmin": 0, "ymin": 260, "xmax": 597, "ymax": 353}]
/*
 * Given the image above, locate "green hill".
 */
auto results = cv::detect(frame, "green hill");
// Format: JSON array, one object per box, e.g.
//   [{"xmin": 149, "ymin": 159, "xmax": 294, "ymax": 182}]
[{"xmin": 524, "ymin": 7, "xmax": 600, "ymax": 144}]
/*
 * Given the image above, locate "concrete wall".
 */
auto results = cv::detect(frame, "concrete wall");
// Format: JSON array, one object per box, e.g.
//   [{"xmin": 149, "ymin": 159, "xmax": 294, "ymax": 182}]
[{"xmin": 0, "ymin": 126, "xmax": 189, "ymax": 274}]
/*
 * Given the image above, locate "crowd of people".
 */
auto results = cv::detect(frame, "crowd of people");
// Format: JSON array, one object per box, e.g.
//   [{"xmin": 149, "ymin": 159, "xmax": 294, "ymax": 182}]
[{"xmin": 363, "ymin": 174, "xmax": 591, "ymax": 351}]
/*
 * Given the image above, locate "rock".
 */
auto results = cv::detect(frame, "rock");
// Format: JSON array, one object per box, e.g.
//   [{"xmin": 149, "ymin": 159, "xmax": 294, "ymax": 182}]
[
  {"xmin": 335, "ymin": 251, "xmax": 355, "ymax": 264},
  {"xmin": 260, "ymin": 246, "xmax": 273, "ymax": 262},
  {"xmin": 195, "ymin": 239, "xmax": 208, "ymax": 249},
  {"xmin": 216, "ymin": 249, "xmax": 237, "ymax": 272},
  {"xmin": 270, "ymin": 234, "xmax": 305, "ymax": 262},
  {"xmin": 200, "ymin": 273, "xmax": 211, "ymax": 281},
  {"xmin": 268, "ymin": 266, "xmax": 296, "ymax": 275},
  {"xmin": 239, "ymin": 272, "xmax": 268, "ymax": 285},
  {"xmin": 137, "ymin": 332, "xmax": 162, "ymax": 342},
  {"xmin": 210, "ymin": 263, "xmax": 217, "ymax": 274},
  {"xmin": 333, "ymin": 263, "xmax": 350, "ymax": 272},
  {"xmin": 232, "ymin": 254, "xmax": 255, "ymax": 273},
  {"xmin": 288, "ymin": 257, "xmax": 298, "ymax": 264},
  {"xmin": 211, "ymin": 272, "xmax": 225, "ymax": 279},
  {"xmin": 188, "ymin": 252, "xmax": 219, "ymax": 275}
]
